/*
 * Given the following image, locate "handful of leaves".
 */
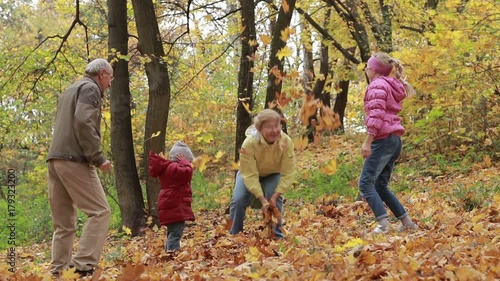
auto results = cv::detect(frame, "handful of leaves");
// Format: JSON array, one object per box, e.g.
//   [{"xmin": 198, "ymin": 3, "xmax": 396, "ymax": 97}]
[{"xmin": 262, "ymin": 204, "xmax": 281, "ymax": 238}]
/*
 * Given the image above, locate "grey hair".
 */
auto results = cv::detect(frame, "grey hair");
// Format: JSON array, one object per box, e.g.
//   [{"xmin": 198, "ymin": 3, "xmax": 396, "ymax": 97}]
[
  {"xmin": 84, "ymin": 58, "xmax": 112, "ymax": 76},
  {"xmin": 254, "ymin": 109, "xmax": 281, "ymax": 131}
]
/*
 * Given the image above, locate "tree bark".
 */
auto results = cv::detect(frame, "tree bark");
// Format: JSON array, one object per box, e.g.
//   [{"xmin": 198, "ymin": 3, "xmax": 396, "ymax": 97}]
[
  {"xmin": 108, "ymin": 0, "xmax": 146, "ymax": 236},
  {"xmin": 235, "ymin": 0, "xmax": 256, "ymax": 163},
  {"xmin": 131, "ymin": 0, "xmax": 171, "ymax": 225},
  {"xmin": 265, "ymin": 0, "xmax": 297, "ymax": 134}
]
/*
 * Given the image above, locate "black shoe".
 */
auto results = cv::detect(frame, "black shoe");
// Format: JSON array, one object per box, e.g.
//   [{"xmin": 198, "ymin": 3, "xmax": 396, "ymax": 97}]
[
  {"xmin": 69, "ymin": 265, "xmax": 94, "ymax": 277},
  {"xmin": 74, "ymin": 268, "xmax": 94, "ymax": 277}
]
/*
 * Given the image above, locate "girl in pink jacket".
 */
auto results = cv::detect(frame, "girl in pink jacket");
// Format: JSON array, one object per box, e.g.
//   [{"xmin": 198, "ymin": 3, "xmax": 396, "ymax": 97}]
[
  {"xmin": 149, "ymin": 141, "xmax": 195, "ymax": 251},
  {"xmin": 359, "ymin": 52, "xmax": 418, "ymax": 234}
]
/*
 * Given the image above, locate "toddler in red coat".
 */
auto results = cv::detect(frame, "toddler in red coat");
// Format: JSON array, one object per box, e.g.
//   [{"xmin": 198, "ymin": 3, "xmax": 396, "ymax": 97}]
[{"xmin": 149, "ymin": 141, "xmax": 195, "ymax": 251}]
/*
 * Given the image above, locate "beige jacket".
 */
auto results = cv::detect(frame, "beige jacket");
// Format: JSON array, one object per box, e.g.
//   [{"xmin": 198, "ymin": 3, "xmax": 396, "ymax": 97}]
[
  {"xmin": 47, "ymin": 76, "xmax": 106, "ymax": 166},
  {"xmin": 239, "ymin": 130, "xmax": 296, "ymax": 198}
]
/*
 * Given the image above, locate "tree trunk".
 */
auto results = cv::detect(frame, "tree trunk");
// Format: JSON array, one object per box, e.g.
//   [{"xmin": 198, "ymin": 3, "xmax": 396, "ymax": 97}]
[
  {"xmin": 108, "ymin": 0, "xmax": 146, "ymax": 236},
  {"xmin": 235, "ymin": 0, "xmax": 256, "ymax": 162},
  {"xmin": 131, "ymin": 0, "xmax": 171, "ymax": 225},
  {"xmin": 265, "ymin": 0, "xmax": 297, "ymax": 134}
]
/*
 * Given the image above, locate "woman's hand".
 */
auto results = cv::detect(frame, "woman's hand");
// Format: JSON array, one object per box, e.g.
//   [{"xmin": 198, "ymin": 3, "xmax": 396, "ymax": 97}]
[
  {"xmin": 259, "ymin": 196, "xmax": 270, "ymax": 212},
  {"xmin": 362, "ymin": 135, "xmax": 374, "ymax": 158},
  {"xmin": 361, "ymin": 141, "xmax": 372, "ymax": 158},
  {"xmin": 269, "ymin": 193, "xmax": 281, "ymax": 208}
]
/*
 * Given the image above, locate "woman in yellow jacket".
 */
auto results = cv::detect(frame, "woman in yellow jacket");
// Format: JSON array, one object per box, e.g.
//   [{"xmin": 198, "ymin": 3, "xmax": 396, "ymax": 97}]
[{"xmin": 229, "ymin": 109, "xmax": 296, "ymax": 238}]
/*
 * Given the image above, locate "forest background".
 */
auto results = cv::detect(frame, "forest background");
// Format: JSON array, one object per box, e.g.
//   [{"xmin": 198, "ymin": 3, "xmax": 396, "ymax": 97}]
[{"xmin": 0, "ymin": 0, "xmax": 499, "ymax": 279}]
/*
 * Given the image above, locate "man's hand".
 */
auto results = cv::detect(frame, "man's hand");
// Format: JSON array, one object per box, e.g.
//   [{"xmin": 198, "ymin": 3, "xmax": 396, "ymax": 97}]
[{"xmin": 99, "ymin": 160, "xmax": 112, "ymax": 172}]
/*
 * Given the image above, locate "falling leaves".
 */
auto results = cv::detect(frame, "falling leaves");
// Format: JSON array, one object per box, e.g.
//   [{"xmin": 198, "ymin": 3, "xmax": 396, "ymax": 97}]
[
  {"xmin": 319, "ymin": 159, "xmax": 337, "ymax": 175},
  {"xmin": 293, "ymin": 136, "xmax": 308, "ymax": 151},
  {"xmin": 276, "ymin": 46, "xmax": 292, "ymax": 60},
  {"xmin": 259, "ymin": 34, "xmax": 272, "ymax": 45},
  {"xmin": 6, "ymin": 135, "xmax": 500, "ymax": 280},
  {"xmin": 144, "ymin": 131, "xmax": 161, "ymax": 142}
]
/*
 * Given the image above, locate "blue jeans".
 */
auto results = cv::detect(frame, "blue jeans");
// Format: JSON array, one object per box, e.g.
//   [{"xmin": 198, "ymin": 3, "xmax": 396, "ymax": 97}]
[
  {"xmin": 165, "ymin": 221, "xmax": 185, "ymax": 251},
  {"xmin": 359, "ymin": 134, "xmax": 407, "ymax": 221},
  {"xmin": 229, "ymin": 172, "xmax": 284, "ymax": 238}
]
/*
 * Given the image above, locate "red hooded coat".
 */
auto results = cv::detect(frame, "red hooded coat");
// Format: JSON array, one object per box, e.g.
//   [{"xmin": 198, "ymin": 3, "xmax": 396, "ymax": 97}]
[{"xmin": 148, "ymin": 151, "xmax": 195, "ymax": 225}]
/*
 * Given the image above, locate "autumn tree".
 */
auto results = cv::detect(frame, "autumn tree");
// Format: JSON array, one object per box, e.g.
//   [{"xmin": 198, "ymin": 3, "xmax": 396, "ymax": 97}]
[
  {"xmin": 235, "ymin": 0, "xmax": 257, "ymax": 162},
  {"xmin": 108, "ymin": 0, "xmax": 146, "ymax": 236},
  {"xmin": 131, "ymin": 0, "xmax": 172, "ymax": 224},
  {"xmin": 265, "ymin": 0, "xmax": 297, "ymax": 133}
]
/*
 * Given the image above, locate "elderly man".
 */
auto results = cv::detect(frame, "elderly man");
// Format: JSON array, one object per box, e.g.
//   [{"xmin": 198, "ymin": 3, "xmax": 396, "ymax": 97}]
[{"xmin": 47, "ymin": 58, "xmax": 113, "ymax": 277}]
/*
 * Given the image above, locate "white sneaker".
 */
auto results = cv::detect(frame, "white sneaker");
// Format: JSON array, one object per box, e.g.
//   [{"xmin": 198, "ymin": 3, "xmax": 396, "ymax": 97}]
[
  {"xmin": 372, "ymin": 224, "xmax": 388, "ymax": 234},
  {"xmin": 398, "ymin": 223, "xmax": 418, "ymax": 232}
]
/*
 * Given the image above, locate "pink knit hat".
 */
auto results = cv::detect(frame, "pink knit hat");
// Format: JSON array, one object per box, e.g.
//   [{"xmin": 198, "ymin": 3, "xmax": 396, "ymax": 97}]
[{"xmin": 367, "ymin": 56, "xmax": 393, "ymax": 76}]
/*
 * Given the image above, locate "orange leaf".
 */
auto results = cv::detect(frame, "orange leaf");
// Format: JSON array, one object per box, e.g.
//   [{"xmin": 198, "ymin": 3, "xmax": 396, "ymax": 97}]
[
  {"xmin": 282, "ymin": 0, "xmax": 290, "ymax": 13},
  {"xmin": 259, "ymin": 34, "xmax": 272, "ymax": 45}
]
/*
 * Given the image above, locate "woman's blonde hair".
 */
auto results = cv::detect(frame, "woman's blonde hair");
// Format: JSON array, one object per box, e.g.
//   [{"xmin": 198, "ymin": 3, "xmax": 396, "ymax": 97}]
[
  {"xmin": 373, "ymin": 52, "xmax": 416, "ymax": 98},
  {"xmin": 254, "ymin": 109, "xmax": 281, "ymax": 131}
]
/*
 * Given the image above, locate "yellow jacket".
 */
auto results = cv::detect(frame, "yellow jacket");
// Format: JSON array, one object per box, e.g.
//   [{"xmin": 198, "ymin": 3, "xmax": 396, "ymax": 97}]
[{"xmin": 239, "ymin": 130, "xmax": 296, "ymax": 198}]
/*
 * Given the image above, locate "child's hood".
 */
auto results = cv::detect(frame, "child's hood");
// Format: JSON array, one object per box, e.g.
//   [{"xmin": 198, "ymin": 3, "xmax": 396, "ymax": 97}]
[{"xmin": 375, "ymin": 76, "xmax": 406, "ymax": 102}]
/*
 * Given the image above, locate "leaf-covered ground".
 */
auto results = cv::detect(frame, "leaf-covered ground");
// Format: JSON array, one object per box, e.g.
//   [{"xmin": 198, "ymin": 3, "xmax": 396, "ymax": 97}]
[{"xmin": 3, "ymin": 137, "xmax": 500, "ymax": 280}]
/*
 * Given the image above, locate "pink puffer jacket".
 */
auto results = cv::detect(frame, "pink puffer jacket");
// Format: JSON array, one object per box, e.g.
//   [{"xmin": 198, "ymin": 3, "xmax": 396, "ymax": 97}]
[{"xmin": 364, "ymin": 76, "xmax": 406, "ymax": 140}]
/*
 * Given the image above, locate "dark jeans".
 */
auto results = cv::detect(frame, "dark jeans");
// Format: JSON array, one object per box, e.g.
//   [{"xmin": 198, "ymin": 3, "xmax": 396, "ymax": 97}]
[
  {"xmin": 229, "ymin": 172, "xmax": 284, "ymax": 238},
  {"xmin": 165, "ymin": 221, "xmax": 185, "ymax": 251},
  {"xmin": 359, "ymin": 134, "xmax": 407, "ymax": 221}
]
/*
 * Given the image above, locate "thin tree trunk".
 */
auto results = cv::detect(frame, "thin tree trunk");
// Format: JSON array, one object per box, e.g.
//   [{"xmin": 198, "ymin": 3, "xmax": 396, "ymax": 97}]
[
  {"xmin": 131, "ymin": 0, "xmax": 171, "ymax": 225},
  {"xmin": 265, "ymin": 0, "xmax": 297, "ymax": 134},
  {"xmin": 235, "ymin": 0, "xmax": 256, "ymax": 163},
  {"xmin": 108, "ymin": 0, "xmax": 146, "ymax": 236}
]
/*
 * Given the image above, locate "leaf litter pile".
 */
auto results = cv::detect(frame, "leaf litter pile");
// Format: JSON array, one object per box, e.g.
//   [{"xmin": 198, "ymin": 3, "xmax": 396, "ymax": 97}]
[{"xmin": 4, "ymin": 136, "xmax": 500, "ymax": 280}]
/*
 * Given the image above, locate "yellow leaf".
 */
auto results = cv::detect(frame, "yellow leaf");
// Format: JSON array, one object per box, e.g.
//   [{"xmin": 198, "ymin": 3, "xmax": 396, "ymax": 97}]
[
  {"xmin": 144, "ymin": 131, "xmax": 161, "ymax": 142},
  {"xmin": 344, "ymin": 238, "xmax": 365, "ymax": 248},
  {"xmin": 122, "ymin": 226, "xmax": 132, "ymax": 236},
  {"xmin": 248, "ymin": 272, "xmax": 260, "ymax": 279},
  {"xmin": 242, "ymin": 101, "xmax": 252, "ymax": 114},
  {"xmin": 409, "ymin": 257, "xmax": 420, "ymax": 271},
  {"xmin": 279, "ymin": 27, "xmax": 294, "ymax": 41},
  {"xmin": 259, "ymin": 34, "xmax": 272, "ymax": 45},
  {"xmin": 245, "ymin": 247, "xmax": 261, "ymax": 262},
  {"xmin": 293, "ymin": 137, "xmax": 308, "ymax": 151},
  {"xmin": 276, "ymin": 46, "xmax": 292, "ymax": 60},
  {"xmin": 192, "ymin": 154, "xmax": 211, "ymax": 172},
  {"xmin": 248, "ymin": 39, "xmax": 258, "ymax": 47},
  {"xmin": 215, "ymin": 150, "xmax": 225, "ymax": 160},
  {"xmin": 319, "ymin": 160, "xmax": 337, "ymax": 175},
  {"xmin": 61, "ymin": 268, "xmax": 80, "ymax": 279},
  {"xmin": 231, "ymin": 161, "xmax": 239, "ymax": 171}
]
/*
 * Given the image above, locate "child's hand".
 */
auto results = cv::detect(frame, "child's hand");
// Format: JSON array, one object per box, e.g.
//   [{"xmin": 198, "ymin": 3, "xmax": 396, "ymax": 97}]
[{"xmin": 176, "ymin": 153, "xmax": 186, "ymax": 161}]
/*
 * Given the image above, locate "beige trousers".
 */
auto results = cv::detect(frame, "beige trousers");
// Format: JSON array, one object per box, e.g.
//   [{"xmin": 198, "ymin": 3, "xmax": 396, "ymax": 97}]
[{"xmin": 48, "ymin": 160, "xmax": 111, "ymax": 273}]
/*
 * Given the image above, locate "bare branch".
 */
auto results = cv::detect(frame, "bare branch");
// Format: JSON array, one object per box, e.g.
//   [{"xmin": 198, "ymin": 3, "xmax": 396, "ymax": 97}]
[{"xmin": 296, "ymin": 7, "xmax": 360, "ymax": 64}]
